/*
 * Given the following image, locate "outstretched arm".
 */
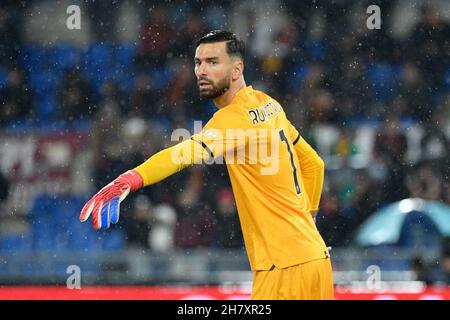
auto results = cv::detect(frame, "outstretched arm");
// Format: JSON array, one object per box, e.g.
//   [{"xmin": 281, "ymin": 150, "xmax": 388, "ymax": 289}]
[{"xmin": 80, "ymin": 138, "xmax": 211, "ymax": 229}]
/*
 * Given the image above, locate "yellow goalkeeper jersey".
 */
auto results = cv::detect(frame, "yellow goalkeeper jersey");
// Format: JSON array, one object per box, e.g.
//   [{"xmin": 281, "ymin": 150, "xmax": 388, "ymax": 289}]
[{"xmin": 191, "ymin": 86, "xmax": 329, "ymax": 270}]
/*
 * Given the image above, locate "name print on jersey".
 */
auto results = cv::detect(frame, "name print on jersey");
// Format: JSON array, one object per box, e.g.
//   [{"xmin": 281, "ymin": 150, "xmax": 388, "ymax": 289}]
[{"xmin": 248, "ymin": 101, "xmax": 283, "ymax": 125}]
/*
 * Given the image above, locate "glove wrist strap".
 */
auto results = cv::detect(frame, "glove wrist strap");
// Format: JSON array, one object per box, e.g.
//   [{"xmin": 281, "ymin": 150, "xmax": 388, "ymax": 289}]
[{"xmin": 119, "ymin": 170, "xmax": 144, "ymax": 192}]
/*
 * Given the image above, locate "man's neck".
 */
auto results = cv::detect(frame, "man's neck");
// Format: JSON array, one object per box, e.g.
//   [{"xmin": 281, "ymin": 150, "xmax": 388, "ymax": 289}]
[{"xmin": 213, "ymin": 79, "xmax": 246, "ymax": 109}]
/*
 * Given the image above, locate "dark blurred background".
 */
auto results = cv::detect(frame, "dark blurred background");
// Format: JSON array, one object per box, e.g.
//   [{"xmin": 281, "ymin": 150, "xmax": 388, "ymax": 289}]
[{"xmin": 0, "ymin": 0, "xmax": 449, "ymax": 290}]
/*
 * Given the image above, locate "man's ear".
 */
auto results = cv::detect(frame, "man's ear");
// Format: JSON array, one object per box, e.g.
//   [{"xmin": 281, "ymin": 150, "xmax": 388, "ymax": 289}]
[{"xmin": 232, "ymin": 60, "xmax": 244, "ymax": 81}]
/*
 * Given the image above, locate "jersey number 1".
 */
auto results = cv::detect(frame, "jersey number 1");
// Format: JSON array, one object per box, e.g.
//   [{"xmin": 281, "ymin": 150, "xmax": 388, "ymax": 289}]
[{"xmin": 279, "ymin": 130, "xmax": 301, "ymax": 194}]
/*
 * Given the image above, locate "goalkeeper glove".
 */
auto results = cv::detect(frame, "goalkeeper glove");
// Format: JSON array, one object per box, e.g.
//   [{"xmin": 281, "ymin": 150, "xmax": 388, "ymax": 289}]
[{"xmin": 79, "ymin": 170, "xmax": 143, "ymax": 229}]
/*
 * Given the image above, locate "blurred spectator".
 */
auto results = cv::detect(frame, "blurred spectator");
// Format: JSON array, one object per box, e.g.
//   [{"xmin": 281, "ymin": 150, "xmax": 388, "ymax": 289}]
[
  {"xmin": 120, "ymin": 117, "xmax": 157, "ymax": 163},
  {"xmin": 127, "ymin": 72, "xmax": 158, "ymax": 118},
  {"xmin": 0, "ymin": 170, "xmax": 10, "ymax": 207},
  {"xmin": 137, "ymin": 5, "xmax": 175, "ymax": 68},
  {"xmin": 411, "ymin": 256, "xmax": 433, "ymax": 285},
  {"xmin": 124, "ymin": 195, "xmax": 153, "ymax": 249},
  {"xmin": 177, "ymin": 168, "xmax": 204, "ymax": 211},
  {"xmin": 90, "ymin": 100, "xmax": 125, "ymax": 189},
  {"xmin": 331, "ymin": 56, "xmax": 371, "ymax": 120},
  {"xmin": 372, "ymin": 116, "xmax": 409, "ymax": 202},
  {"xmin": 441, "ymin": 237, "xmax": 450, "ymax": 285},
  {"xmin": 410, "ymin": 4, "xmax": 450, "ymax": 90},
  {"xmin": 316, "ymin": 187, "xmax": 343, "ymax": 246},
  {"xmin": 98, "ymin": 80, "xmax": 127, "ymax": 114},
  {"xmin": 171, "ymin": 13, "xmax": 205, "ymax": 58},
  {"xmin": 397, "ymin": 63, "xmax": 432, "ymax": 122},
  {"xmin": 85, "ymin": 0, "xmax": 120, "ymax": 41},
  {"xmin": 0, "ymin": 7, "xmax": 22, "ymax": 67},
  {"xmin": 212, "ymin": 188, "xmax": 243, "ymax": 248},
  {"xmin": 309, "ymin": 89, "xmax": 337, "ymax": 124},
  {"xmin": 0, "ymin": 70, "xmax": 33, "ymax": 126},
  {"xmin": 149, "ymin": 203, "xmax": 177, "ymax": 252},
  {"xmin": 420, "ymin": 111, "xmax": 449, "ymax": 163},
  {"xmin": 405, "ymin": 162, "xmax": 443, "ymax": 201},
  {"xmin": 231, "ymin": 0, "xmax": 286, "ymax": 59},
  {"xmin": 0, "ymin": 169, "xmax": 30, "ymax": 247},
  {"xmin": 160, "ymin": 61, "xmax": 200, "ymax": 126},
  {"xmin": 350, "ymin": 170, "xmax": 384, "ymax": 228},
  {"xmin": 56, "ymin": 68, "xmax": 95, "ymax": 121},
  {"xmin": 174, "ymin": 168, "xmax": 214, "ymax": 248}
]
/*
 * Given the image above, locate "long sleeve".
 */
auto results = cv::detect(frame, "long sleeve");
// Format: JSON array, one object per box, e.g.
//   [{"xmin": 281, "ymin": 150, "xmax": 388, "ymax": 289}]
[
  {"xmin": 133, "ymin": 138, "xmax": 212, "ymax": 187},
  {"xmin": 283, "ymin": 113, "xmax": 325, "ymax": 211},
  {"xmin": 293, "ymin": 136, "xmax": 325, "ymax": 211}
]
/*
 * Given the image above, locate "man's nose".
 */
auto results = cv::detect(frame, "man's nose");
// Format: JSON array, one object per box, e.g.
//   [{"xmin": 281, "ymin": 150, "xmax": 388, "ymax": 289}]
[{"xmin": 196, "ymin": 63, "xmax": 207, "ymax": 77}]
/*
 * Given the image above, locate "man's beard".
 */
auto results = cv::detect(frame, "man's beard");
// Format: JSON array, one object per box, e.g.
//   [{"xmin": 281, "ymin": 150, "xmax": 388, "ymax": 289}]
[{"xmin": 198, "ymin": 75, "xmax": 230, "ymax": 99}]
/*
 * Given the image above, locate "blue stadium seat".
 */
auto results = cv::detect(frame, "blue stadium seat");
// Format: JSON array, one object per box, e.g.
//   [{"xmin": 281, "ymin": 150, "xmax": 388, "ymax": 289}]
[
  {"xmin": 150, "ymin": 67, "xmax": 173, "ymax": 91},
  {"xmin": 28, "ymin": 194, "xmax": 64, "ymax": 250},
  {"xmin": 28, "ymin": 194, "xmax": 90, "ymax": 252},
  {"xmin": 101, "ymin": 229, "xmax": 126, "ymax": 251},
  {"xmin": 110, "ymin": 64, "xmax": 135, "ymax": 93},
  {"xmin": 31, "ymin": 217, "xmax": 57, "ymax": 251},
  {"xmin": 0, "ymin": 234, "xmax": 32, "ymax": 252},
  {"xmin": 82, "ymin": 42, "xmax": 138, "ymax": 93},
  {"xmin": 366, "ymin": 62, "xmax": 396, "ymax": 102},
  {"xmin": 3, "ymin": 118, "xmax": 36, "ymax": 132},
  {"xmin": 19, "ymin": 46, "xmax": 48, "ymax": 74},
  {"xmin": 53, "ymin": 196, "xmax": 87, "ymax": 249},
  {"xmin": 83, "ymin": 42, "xmax": 113, "ymax": 70},
  {"xmin": 28, "ymin": 194, "xmax": 59, "ymax": 219},
  {"xmin": 289, "ymin": 64, "xmax": 309, "ymax": 90},
  {"xmin": 29, "ymin": 71, "xmax": 57, "ymax": 94},
  {"xmin": 36, "ymin": 96, "xmax": 57, "ymax": 123},
  {"xmin": 304, "ymin": 40, "xmax": 327, "ymax": 61},
  {"xmin": 82, "ymin": 42, "xmax": 114, "ymax": 92},
  {"xmin": 65, "ymin": 227, "xmax": 93, "ymax": 252},
  {"xmin": 115, "ymin": 43, "xmax": 136, "ymax": 67},
  {"xmin": 88, "ymin": 69, "xmax": 111, "ymax": 92},
  {"xmin": 52, "ymin": 46, "xmax": 80, "ymax": 71},
  {"xmin": 58, "ymin": 200, "xmax": 104, "ymax": 252},
  {"xmin": 445, "ymin": 66, "xmax": 450, "ymax": 90},
  {"xmin": 0, "ymin": 68, "xmax": 9, "ymax": 89},
  {"xmin": 391, "ymin": 63, "xmax": 405, "ymax": 81}
]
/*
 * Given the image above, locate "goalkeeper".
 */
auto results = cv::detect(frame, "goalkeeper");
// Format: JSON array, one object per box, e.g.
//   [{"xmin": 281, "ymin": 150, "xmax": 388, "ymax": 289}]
[{"xmin": 80, "ymin": 31, "xmax": 334, "ymax": 300}]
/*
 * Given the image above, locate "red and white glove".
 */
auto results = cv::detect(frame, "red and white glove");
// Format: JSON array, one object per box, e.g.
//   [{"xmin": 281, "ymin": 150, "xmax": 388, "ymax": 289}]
[{"xmin": 80, "ymin": 170, "xmax": 143, "ymax": 229}]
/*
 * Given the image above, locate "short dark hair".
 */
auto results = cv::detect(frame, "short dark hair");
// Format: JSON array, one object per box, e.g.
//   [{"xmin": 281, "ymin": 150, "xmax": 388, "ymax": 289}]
[{"xmin": 196, "ymin": 30, "xmax": 245, "ymax": 60}]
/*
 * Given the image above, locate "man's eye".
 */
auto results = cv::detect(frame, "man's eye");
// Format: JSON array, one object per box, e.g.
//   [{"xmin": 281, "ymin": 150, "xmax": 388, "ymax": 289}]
[{"xmin": 210, "ymin": 61, "xmax": 218, "ymax": 64}]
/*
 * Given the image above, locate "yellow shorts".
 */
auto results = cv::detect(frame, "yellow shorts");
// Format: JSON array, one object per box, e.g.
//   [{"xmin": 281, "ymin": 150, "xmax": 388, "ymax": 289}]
[{"xmin": 251, "ymin": 257, "xmax": 334, "ymax": 300}]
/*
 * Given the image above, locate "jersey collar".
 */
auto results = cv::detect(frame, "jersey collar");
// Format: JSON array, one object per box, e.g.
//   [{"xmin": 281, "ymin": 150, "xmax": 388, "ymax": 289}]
[{"xmin": 231, "ymin": 85, "xmax": 254, "ymax": 104}]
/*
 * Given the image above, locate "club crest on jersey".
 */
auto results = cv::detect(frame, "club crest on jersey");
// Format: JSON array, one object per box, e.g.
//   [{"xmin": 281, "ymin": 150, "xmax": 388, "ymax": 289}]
[{"xmin": 248, "ymin": 101, "xmax": 282, "ymax": 125}]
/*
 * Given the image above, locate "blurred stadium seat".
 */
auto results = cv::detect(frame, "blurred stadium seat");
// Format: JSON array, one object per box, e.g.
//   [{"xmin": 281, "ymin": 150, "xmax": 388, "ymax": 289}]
[
  {"xmin": 0, "ymin": 234, "xmax": 31, "ymax": 253},
  {"xmin": 0, "ymin": 68, "xmax": 8, "ymax": 89},
  {"xmin": 366, "ymin": 62, "xmax": 396, "ymax": 102},
  {"xmin": 303, "ymin": 40, "xmax": 327, "ymax": 62},
  {"xmin": 52, "ymin": 46, "xmax": 80, "ymax": 71},
  {"xmin": 19, "ymin": 46, "xmax": 48, "ymax": 74}
]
